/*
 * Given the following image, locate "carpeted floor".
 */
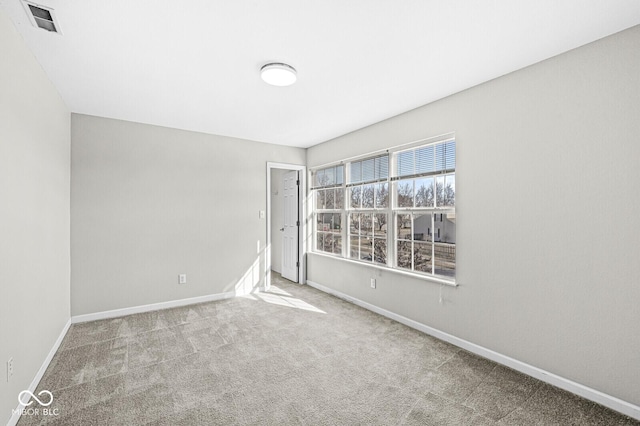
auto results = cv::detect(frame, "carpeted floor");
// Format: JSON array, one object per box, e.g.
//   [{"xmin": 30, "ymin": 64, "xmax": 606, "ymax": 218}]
[{"xmin": 17, "ymin": 272, "xmax": 638, "ymax": 425}]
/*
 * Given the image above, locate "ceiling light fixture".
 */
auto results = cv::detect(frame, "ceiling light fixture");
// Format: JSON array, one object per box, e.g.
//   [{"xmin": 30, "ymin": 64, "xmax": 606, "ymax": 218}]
[{"xmin": 260, "ymin": 63, "xmax": 297, "ymax": 87}]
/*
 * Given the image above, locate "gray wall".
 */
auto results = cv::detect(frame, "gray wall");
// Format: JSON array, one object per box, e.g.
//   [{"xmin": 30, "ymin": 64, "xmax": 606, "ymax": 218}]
[
  {"xmin": 306, "ymin": 25, "xmax": 640, "ymax": 406},
  {"xmin": 71, "ymin": 114, "xmax": 305, "ymax": 315},
  {"xmin": 0, "ymin": 10, "xmax": 70, "ymax": 423},
  {"xmin": 270, "ymin": 168, "xmax": 285, "ymax": 274}
]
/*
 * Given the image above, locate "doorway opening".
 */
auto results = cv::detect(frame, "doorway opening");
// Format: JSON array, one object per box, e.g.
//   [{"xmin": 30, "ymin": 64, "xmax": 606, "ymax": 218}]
[{"xmin": 266, "ymin": 162, "xmax": 306, "ymax": 291}]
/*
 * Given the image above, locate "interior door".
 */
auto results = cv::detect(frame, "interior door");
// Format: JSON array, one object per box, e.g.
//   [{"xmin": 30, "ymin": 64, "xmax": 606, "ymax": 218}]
[{"xmin": 281, "ymin": 170, "xmax": 299, "ymax": 282}]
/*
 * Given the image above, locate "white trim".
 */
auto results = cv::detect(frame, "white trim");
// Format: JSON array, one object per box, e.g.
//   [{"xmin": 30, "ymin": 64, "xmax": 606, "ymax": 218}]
[
  {"xmin": 266, "ymin": 162, "xmax": 307, "ymax": 291},
  {"xmin": 71, "ymin": 291, "xmax": 236, "ymax": 324},
  {"xmin": 7, "ymin": 318, "xmax": 71, "ymax": 426},
  {"xmin": 306, "ymin": 280, "xmax": 640, "ymax": 421}
]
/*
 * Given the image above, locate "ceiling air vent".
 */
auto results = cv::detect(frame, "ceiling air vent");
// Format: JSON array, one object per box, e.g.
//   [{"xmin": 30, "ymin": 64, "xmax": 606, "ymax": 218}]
[{"xmin": 22, "ymin": 1, "xmax": 61, "ymax": 34}]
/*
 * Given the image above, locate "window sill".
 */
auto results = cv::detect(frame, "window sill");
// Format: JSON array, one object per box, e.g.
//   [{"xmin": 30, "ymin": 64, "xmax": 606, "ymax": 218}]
[{"xmin": 308, "ymin": 251, "xmax": 458, "ymax": 287}]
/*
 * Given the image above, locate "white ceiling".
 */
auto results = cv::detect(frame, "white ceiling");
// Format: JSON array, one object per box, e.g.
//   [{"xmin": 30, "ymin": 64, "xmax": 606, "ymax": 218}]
[{"xmin": 3, "ymin": 1, "xmax": 640, "ymax": 148}]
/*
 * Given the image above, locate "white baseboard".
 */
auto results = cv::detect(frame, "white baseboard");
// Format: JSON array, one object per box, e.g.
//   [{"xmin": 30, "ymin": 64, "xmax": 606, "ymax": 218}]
[
  {"xmin": 71, "ymin": 291, "xmax": 238, "ymax": 324},
  {"xmin": 306, "ymin": 280, "xmax": 640, "ymax": 421},
  {"xmin": 7, "ymin": 318, "xmax": 71, "ymax": 426}
]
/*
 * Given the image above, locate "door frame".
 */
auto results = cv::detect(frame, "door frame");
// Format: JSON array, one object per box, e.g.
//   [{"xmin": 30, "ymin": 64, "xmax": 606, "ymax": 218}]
[{"xmin": 266, "ymin": 162, "xmax": 307, "ymax": 290}]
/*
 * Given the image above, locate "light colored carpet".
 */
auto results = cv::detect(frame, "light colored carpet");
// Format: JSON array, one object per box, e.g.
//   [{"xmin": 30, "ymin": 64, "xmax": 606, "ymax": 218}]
[{"xmin": 17, "ymin": 272, "xmax": 638, "ymax": 425}]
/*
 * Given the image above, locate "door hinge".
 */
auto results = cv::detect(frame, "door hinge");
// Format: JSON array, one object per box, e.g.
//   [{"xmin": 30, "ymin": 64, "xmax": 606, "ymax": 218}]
[
  {"xmin": 296, "ymin": 261, "xmax": 300, "ymax": 267},
  {"xmin": 296, "ymin": 220, "xmax": 300, "ymax": 226},
  {"xmin": 296, "ymin": 180, "xmax": 300, "ymax": 186}
]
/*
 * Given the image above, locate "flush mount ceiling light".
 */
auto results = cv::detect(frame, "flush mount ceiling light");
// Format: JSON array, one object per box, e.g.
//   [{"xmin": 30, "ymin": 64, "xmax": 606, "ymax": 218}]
[{"xmin": 260, "ymin": 63, "xmax": 297, "ymax": 87}]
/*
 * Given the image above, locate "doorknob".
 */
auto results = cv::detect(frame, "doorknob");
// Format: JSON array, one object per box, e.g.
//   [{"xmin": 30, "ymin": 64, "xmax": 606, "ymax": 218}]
[{"xmin": 280, "ymin": 227, "xmax": 285, "ymax": 231}]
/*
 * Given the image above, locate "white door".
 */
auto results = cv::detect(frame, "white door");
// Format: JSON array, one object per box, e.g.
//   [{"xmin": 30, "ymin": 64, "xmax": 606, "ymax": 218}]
[{"xmin": 281, "ymin": 170, "xmax": 299, "ymax": 282}]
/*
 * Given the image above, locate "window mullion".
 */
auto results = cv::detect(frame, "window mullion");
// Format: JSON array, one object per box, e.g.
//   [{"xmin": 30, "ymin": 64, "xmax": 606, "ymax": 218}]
[
  {"xmin": 431, "ymin": 213, "xmax": 435, "ymax": 276},
  {"xmin": 342, "ymin": 165, "xmax": 348, "ymax": 258},
  {"xmin": 410, "ymin": 214, "xmax": 415, "ymax": 271},
  {"xmin": 389, "ymin": 152, "xmax": 397, "ymax": 269},
  {"xmin": 344, "ymin": 208, "xmax": 349, "ymax": 259},
  {"xmin": 389, "ymin": 211, "xmax": 395, "ymax": 268},
  {"xmin": 341, "ymin": 208, "xmax": 346, "ymax": 258}
]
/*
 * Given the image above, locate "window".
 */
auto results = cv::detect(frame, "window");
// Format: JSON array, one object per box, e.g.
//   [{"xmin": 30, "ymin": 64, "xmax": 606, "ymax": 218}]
[
  {"xmin": 393, "ymin": 140, "xmax": 456, "ymax": 278},
  {"xmin": 313, "ymin": 165, "xmax": 344, "ymax": 255},
  {"xmin": 348, "ymin": 155, "xmax": 388, "ymax": 265},
  {"xmin": 311, "ymin": 137, "xmax": 456, "ymax": 282}
]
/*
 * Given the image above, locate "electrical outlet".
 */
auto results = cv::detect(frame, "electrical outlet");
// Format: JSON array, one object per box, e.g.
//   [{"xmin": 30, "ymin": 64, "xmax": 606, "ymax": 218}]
[
  {"xmin": 370, "ymin": 278, "xmax": 376, "ymax": 289},
  {"xmin": 7, "ymin": 358, "xmax": 13, "ymax": 382},
  {"xmin": 179, "ymin": 274, "xmax": 187, "ymax": 285}
]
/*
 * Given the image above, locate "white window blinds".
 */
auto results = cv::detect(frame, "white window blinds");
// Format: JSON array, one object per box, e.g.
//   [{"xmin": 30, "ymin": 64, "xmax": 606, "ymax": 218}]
[
  {"xmin": 313, "ymin": 165, "xmax": 344, "ymax": 188},
  {"xmin": 348, "ymin": 155, "xmax": 388, "ymax": 185},
  {"xmin": 395, "ymin": 140, "xmax": 455, "ymax": 179}
]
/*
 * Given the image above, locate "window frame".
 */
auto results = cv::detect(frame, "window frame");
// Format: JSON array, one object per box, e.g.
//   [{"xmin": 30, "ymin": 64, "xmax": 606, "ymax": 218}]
[
  {"xmin": 346, "ymin": 154, "xmax": 389, "ymax": 266},
  {"xmin": 310, "ymin": 135, "xmax": 456, "ymax": 285},
  {"xmin": 312, "ymin": 165, "xmax": 346, "ymax": 257}
]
